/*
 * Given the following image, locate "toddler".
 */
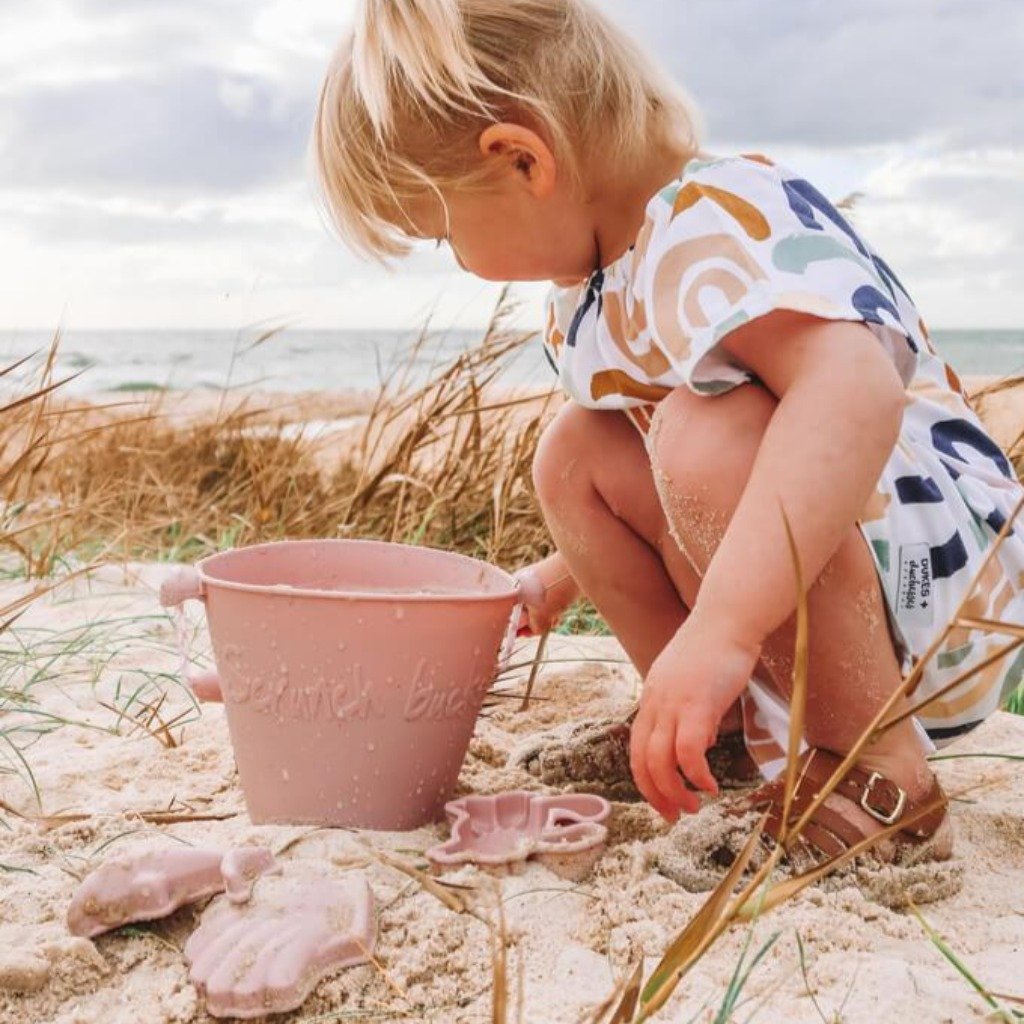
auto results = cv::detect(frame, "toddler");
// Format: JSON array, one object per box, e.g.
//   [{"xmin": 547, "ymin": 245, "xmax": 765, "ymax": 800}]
[{"xmin": 313, "ymin": 0, "xmax": 1024, "ymax": 867}]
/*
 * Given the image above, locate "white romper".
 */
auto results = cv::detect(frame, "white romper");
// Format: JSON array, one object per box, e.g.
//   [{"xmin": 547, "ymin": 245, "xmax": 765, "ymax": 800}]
[{"xmin": 543, "ymin": 153, "xmax": 1024, "ymax": 775}]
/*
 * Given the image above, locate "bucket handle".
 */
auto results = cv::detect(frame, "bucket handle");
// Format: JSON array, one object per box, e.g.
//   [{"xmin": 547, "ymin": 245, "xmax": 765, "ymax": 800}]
[
  {"xmin": 498, "ymin": 568, "xmax": 546, "ymax": 674},
  {"xmin": 159, "ymin": 567, "xmax": 224, "ymax": 703}
]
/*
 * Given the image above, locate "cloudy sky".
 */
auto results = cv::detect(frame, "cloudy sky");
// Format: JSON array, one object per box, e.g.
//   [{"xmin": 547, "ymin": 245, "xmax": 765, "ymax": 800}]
[{"xmin": 1, "ymin": 0, "xmax": 1021, "ymax": 331}]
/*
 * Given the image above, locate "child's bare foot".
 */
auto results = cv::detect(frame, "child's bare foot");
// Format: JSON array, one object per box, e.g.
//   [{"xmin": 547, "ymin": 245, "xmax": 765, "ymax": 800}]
[
  {"xmin": 185, "ymin": 872, "xmax": 375, "ymax": 1019},
  {"xmin": 508, "ymin": 718, "xmax": 759, "ymax": 800},
  {"xmin": 655, "ymin": 748, "xmax": 961, "ymax": 909}
]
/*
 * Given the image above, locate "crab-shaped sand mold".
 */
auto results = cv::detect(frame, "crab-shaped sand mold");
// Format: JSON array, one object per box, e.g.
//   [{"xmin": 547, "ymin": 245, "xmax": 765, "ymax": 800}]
[
  {"xmin": 426, "ymin": 791, "xmax": 612, "ymax": 878},
  {"xmin": 185, "ymin": 872, "xmax": 376, "ymax": 1020},
  {"xmin": 67, "ymin": 846, "xmax": 276, "ymax": 938}
]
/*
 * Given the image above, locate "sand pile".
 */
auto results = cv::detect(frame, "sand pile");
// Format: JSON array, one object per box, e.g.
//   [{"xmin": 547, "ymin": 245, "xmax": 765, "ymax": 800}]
[{"xmin": 1, "ymin": 564, "xmax": 1023, "ymax": 1023}]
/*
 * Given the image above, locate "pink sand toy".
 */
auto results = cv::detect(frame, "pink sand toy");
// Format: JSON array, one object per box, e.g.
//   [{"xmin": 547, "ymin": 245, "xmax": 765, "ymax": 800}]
[
  {"xmin": 161, "ymin": 540, "xmax": 545, "ymax": 830},
  {"xmin": 67, "ymin": 845, "xmax": 276, "ymax": 938},
  {"xmin": 426, "ymin": 791, "xmax": 612, "ymax": 878},
  {"xmin": 185, "ymin": 872, "xmax": 376, "ymax": 1019}
]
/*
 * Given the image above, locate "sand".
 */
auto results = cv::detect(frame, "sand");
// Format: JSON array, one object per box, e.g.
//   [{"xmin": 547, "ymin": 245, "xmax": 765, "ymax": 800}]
[{"xmin": 1, "ymin": 562, "xmax": 1023, "ymax": 1024}]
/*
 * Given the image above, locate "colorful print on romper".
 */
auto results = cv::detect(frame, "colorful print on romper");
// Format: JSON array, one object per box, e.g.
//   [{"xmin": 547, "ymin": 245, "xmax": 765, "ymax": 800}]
[{"xmin": 543, "ymin": 153, "xmax": 1024, "ymax": 765}]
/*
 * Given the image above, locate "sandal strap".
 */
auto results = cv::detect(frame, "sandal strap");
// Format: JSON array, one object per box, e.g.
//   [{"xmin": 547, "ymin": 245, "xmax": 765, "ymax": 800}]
[
  {"xmin": 758, "ymin": 775, "xmax": 873, "ymax": 850},
  {"xmin": 798, "ymin": 749, "xmax": 948, "ymax": 840},
  {"xmin": 739, "ymin": 748, "xmax": 949, "ymax": 860}
]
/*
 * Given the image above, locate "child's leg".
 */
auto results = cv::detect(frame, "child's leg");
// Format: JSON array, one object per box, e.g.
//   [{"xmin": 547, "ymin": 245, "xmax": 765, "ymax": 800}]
[
  {"xmin": 532, "ymin": 400, "xmax": 694, "ymax": 673},
  {"xmin": 532, "ymin": 401, "xmax": 742, "ymax": 734},
  {"xmin": 642, "ymin": 383, "xmax": 939, "ymax": 838}
]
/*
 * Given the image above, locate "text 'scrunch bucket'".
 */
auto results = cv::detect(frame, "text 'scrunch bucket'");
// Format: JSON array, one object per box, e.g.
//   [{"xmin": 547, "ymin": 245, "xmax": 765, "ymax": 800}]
[{"xmin": 160, "ymin": 539, "xmax": 525, "ymax": 830}]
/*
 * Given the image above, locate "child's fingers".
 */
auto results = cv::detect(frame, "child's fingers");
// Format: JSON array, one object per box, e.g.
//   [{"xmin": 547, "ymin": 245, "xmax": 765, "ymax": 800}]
[
  {"xmin": 514, "ymin": 567, "xmax": 546, "ymax": 610},
  {"xmin": 646, "ymin": 724, "xmax": 699, "ymax": 818},
  {"xmin": 516, "ymin": 604, "xmax": 550, "ymax": 637},
  {"xmin": 629, "ymin": 713, "xmax": 681, "ymax": 821},
  {"xmin": 530, "ymin": 608, "xmax": 552, "ymax": 634},
  {"xmin": 674, "ymin": 724, "xmax": 719, "ymax": 798},
  {"xmin": 514, "ymin": 605, "xmax": 532, "ymax": 637}
]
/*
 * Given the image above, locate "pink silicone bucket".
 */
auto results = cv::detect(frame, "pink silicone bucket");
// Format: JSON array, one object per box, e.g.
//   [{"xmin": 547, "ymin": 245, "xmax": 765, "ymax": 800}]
[{"xmin": 160, "ymin": 539, "xmax": 530, "ymax": 830}]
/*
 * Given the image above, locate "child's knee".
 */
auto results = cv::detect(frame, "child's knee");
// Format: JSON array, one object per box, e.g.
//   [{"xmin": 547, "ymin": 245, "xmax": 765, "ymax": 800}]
[
  {"xmin": 648, "ymin": 384, "xmax": 774, "ymax": 501},
  {"xmin": 648, "ymin": 391, "xmax": 730, "ymax": 512},
  {"xmin": 647, "ymin": 385, "xmax": 777, "ymax": 563},
  {"xmin": 532, "ymin": 402, "xmax": 599, "ymax": 507}
]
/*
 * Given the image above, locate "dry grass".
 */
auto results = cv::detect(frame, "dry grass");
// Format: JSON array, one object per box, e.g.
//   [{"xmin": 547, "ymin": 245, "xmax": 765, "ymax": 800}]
[
  {"xmin": 3, "ymin": 314, "xmax": 1023, "ymax": 1020},
  {"xmin": 2, "ymin": 292, "xmax": 560, "ymax": 577},
  {"xmin": 3, "ymin": 311, "xmax": 1020, "ymax": 622},
  {"xmin": 973, "ymin": 373, "xmax": 1024, "ymax": 718},
  {"xmin": 1, "ymin": 337, "xmax": 91, "ymax": 804}
]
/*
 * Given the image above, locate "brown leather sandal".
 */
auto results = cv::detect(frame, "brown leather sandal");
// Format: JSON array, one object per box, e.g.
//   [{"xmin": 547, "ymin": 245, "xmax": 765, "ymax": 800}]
[
  {"xmin": 738, "ymin": 747, "xmax": 951, "ymax": 866},
  {"xmin": 655, "ymin": 746, "xmax": 960, "ymax": 907}
]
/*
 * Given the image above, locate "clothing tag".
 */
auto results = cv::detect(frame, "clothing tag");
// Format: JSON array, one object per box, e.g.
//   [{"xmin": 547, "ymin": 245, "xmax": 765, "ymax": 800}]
[{"xmin": 896, "ymin": 543, "xmax": 935, "ymax": 627}]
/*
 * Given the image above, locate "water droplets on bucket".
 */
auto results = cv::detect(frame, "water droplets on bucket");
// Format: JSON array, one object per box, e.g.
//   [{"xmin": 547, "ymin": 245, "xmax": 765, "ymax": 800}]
[{"xmin": 161, "ymin": 539, "xmax": 530, "ymax": 830}]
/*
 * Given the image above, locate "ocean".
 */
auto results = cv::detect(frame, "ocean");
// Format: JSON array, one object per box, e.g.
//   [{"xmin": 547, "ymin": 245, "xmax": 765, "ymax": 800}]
[{"xmin": 1, "ymin": 328, "xmax": 1022, "ymax": 396}]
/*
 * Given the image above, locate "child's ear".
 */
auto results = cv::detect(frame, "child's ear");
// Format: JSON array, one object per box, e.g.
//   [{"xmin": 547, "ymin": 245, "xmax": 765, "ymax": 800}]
[{"xmin": 478, "ymin": 123, "xmax": 557, "ymax": 199}]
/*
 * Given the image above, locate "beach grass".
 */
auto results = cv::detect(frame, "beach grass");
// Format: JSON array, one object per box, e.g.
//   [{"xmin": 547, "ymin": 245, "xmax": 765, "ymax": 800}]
[
  {"xmin": 3, "ymin": 308, "xmax": 1022, "ymax": 593},
  {"xmin": 911, "ymin": 902, "xmax": 1024, "ymax": 1023},
  {"xmin": 556, "ymin": 598, "xmax": 613, "ymax": 637},
  {"xmin": 2, "ymin": 312, "xmax": 1024, "ymax": 1021}
]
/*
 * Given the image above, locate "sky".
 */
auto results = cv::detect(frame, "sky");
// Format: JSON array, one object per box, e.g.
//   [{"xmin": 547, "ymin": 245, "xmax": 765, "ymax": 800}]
[{"xmin": 0, "ymin": 0, "xmax": 1022, "ymax": 332}]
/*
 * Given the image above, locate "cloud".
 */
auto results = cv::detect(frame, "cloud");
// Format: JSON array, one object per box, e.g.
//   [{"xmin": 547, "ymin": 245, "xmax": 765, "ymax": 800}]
[
  {"xmin": 0, "ymin": 0, "xmax": 352, "ymax": 194},
  {"xmin": 1, "ymin": 65, "xmax": 313, "ymax": 192},
  {"xmin": 1, "ymin": 0, "xmax": 1021, "ymax": 329},
  {"xmin": 6, "ymin": 0, "xmax": 1021, "ymax": 192},
  {"xmin": 851, "ymin": 149, "xmax": 1024, "ymax": 323},
  {"xmin": 597, "ymin": 0, "xmax": 1024, "ymax": 150}
]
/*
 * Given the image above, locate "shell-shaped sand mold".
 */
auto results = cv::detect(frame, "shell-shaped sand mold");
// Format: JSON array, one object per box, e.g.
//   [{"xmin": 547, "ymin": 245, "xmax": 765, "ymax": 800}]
[
  {"xmin": 426, "ymin": 791, "xmax": 612, "ymax": 878},
  {"xmin": 66, "ymin": 846, "xmax": 276, "ymax": 938},
  {"xmin": 185, "ymin": 872, "xmax": 376, "ymax": 1020}
]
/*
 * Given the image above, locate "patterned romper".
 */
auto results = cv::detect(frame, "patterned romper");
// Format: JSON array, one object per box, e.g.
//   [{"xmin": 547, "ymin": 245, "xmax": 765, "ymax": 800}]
[{"xmin": 543, "ymin": 153, "xmax": 1024, "ymax": 778}]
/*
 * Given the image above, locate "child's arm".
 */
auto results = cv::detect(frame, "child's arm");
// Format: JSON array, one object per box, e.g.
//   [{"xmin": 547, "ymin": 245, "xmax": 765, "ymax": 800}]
[
  {"xmin": 631, "ymin": 310, "xmax": 906, "ymax": 817},
  {"xmin": 693, "ymin": 309, "xmax": 906, "ymax": 643}
]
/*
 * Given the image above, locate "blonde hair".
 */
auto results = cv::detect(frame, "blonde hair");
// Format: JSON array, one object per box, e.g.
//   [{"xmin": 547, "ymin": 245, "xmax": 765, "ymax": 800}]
[{"xmin": 313, "ymin": 0, "xmax": 701, "ymax": 259}]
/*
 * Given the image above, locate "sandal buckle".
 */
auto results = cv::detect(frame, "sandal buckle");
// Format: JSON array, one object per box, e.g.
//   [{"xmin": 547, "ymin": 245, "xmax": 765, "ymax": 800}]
[{"xmin": 859, "ymin": 772, "xmax": 906, "ymax": 826}]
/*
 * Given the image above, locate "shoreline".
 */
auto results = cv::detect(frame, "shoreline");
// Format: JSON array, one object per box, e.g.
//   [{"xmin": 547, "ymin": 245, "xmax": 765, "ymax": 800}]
[{"xmin": 74, "ymin": 374, "xmax": 1022, "ymax": 458}]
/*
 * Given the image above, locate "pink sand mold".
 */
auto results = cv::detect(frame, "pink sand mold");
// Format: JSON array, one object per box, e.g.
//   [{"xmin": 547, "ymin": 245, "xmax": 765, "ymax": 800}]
[
  {"xmin": 185, "ymin": 872, "xmax": 376, "ymax": 1020},
  {"xmin": 160, "ymin": 539, "xmax": 546, "ymax": 830},
  {"xmin": 67, "ymin": 846, "xmax": 276, "ymax": 938},
  {"xmin": 426, "ymin": 791, "xmax": 612, "ymax": 877},
  {"xmin": 219, "ymin": 847, "xmax": 278, "ymax": 902}
]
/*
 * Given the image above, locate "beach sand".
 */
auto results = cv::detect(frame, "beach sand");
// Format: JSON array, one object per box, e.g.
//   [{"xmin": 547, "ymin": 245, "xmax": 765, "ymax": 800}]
[
  {"xmin": 0, "ymin": 374, "xmax": 1021, "ymax": 1022},
  {"xmin": 1, "ymin": 560, "xmax": 1022, "ymax": 1024}
]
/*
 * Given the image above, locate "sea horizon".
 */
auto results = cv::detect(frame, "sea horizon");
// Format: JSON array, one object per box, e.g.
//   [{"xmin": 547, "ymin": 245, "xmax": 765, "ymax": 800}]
[{"xmin": 2, "ymin": 326, "xmax": 1023, "ymax": 396}]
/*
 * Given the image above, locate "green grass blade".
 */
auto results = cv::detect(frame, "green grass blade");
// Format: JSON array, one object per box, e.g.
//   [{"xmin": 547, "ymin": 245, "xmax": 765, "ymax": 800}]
[{"xmin": 910, "ymin": 903, "xmax": 1017, "ymax": 1023}]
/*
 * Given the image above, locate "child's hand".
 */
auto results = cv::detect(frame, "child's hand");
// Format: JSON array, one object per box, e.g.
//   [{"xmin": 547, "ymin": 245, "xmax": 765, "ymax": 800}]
[
  {"xmin": 630, "ymin": 616, "xmax": 761, "ymax": 822},
  {"xmin": 514, "ymin": 552, "xmax": 580, "ymax": 637}
]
